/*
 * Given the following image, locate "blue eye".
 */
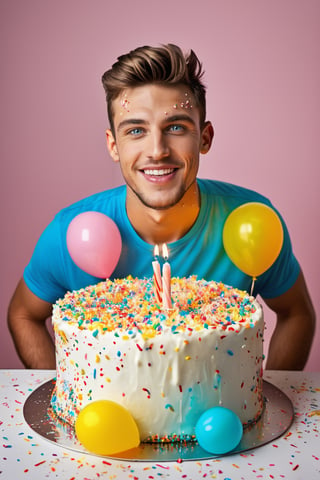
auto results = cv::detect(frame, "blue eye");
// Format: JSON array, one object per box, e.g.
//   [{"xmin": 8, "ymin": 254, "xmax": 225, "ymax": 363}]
[
  {"xmin": 168, "ymin": 124, "xmax": 184, "ymax": 133},
  {"xmin": 129, "ymin": 127, "xmax": 143, "ymax": 135},
  {"xmin": 130, "ymin": 128, "xmax": 141, "ymax": 135}
]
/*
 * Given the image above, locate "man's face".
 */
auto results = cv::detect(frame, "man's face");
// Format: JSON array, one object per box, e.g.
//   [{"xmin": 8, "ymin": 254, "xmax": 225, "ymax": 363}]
[{"xmin": 106, "ymin": 84, "xmax": 213, "ymax": 211}]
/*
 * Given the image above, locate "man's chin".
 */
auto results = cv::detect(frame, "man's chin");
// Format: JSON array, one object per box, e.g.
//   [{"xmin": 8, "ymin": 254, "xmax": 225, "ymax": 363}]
[
  {"xmin": 137, "ymin": 195, "xmax": 184, "ymax": 211},
  {"xmin": 128, "ymin": 184, "xmax": 189, "ymax": 211}
]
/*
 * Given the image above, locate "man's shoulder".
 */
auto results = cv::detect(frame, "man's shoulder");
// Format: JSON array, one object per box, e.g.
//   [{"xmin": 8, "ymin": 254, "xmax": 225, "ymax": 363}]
[
  {"xmin": 197, "ymin": 178, "xmax": 271, "ymax": 204},
  {"xmin": 56, "ymin": 185, "xmax": 126, "ymax": 221}
]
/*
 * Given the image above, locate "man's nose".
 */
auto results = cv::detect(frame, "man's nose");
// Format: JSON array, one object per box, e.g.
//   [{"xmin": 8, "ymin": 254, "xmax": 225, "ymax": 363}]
[{"xmin": 147, "ymin": 131, "xmax": 170, "ymax": 160}]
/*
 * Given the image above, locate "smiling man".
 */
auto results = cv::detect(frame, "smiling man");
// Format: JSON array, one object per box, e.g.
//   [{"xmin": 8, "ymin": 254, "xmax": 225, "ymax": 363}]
[
  {"xmin": 106, "ymin": 84, "xmax": 213, "ymax": 244},
  {"xmin": 8, "ymin": 44, "xmax": 315, "ymax": 370}
]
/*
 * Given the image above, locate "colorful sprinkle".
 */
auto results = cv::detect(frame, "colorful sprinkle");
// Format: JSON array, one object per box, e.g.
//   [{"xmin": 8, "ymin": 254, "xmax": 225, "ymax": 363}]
[{"xmin": 165, "ymin": 404, "xmax": 175, "ymax": 412}]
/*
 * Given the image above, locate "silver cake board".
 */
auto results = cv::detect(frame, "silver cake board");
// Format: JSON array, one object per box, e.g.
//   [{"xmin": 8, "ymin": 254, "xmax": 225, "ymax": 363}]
[{"xmin": 23, "ymin": 379, "xmax": 293, "ymax": 462}]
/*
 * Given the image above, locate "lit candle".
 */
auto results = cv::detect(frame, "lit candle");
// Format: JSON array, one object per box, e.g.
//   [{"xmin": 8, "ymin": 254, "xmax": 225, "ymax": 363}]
[
  {"xmin": 152, "ymin": 245, "xmax": 162, "ymax": 304},
  {"xmin": 162, "ymin": 243, "xmax": 172, "ymax": 309}
]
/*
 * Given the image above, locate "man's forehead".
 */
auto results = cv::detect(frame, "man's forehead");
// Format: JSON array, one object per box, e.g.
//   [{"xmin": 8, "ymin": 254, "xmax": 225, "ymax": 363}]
[
  {"xmin": 116, "ymin": 84, "xmax": 194, "ymax": 105},
  {"xmin": 112, "ymin": 84, "xmax": 197, "ymax": 119}
]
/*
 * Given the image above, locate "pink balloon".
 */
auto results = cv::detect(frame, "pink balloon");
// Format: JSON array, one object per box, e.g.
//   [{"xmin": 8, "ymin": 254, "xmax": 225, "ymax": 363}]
[{"xmin": 66, "ymin": 212, "xmax": 122, "ymax": 278}]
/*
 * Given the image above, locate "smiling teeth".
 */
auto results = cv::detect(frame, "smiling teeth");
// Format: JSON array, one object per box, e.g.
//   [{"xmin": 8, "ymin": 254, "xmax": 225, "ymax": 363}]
[{"xmin": 144, "ymin": 168, "xmax": 174, "ymax": 176}]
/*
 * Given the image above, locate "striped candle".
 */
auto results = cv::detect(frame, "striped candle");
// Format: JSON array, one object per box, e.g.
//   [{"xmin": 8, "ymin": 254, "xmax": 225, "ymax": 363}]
[
  {"xmin": 152, "ymin": 245, "xmax": 162, "ymax": 304},
  {"xmin": 162, "ymin": 244, "xmax": 172, "ymax": 309}
]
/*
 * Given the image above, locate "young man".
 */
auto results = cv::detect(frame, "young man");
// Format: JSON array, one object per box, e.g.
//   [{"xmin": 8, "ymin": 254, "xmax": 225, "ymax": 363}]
[{"xmin": 8, "ymin": 44, "xmax": 315, "ymax": 370}]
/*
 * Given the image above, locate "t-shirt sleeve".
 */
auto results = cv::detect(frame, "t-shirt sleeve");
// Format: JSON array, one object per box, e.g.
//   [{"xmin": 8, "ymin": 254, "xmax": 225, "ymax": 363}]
[
  {"xmin": 254, "ymin": 207, "xmax": 300, "ymax": 299},
  {"xmin": 23, "ymin": 216, "xmax": 69, "ymax": 303}
]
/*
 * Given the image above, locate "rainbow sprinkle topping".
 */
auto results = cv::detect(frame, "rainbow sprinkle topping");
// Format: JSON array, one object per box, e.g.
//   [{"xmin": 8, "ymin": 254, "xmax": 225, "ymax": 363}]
[{"xmin": 54, "ymin": 276, "xmax": 257, "ymax": 338}]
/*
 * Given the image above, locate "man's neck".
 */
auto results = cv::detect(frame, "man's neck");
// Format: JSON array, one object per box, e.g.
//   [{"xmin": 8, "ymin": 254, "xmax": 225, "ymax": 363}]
[{"xmin": 126, "ymin": 184, "xmax": 201, "ymax": 245}]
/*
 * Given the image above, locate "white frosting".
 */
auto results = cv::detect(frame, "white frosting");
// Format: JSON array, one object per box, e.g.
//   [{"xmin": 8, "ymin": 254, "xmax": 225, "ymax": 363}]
[{"xmin": 51, "ymin": 277, "xmax": 264, "ymax": 442}]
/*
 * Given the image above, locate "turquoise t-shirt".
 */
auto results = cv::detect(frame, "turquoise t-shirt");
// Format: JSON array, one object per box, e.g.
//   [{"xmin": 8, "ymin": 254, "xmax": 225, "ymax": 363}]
[{"xmin": 24, "ymin": 179, "xmax": 300, "ymax": 303}]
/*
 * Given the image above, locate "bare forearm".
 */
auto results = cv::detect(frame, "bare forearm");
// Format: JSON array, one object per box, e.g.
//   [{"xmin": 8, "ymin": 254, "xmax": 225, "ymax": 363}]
[
  {"xmin": 8, "ymin": 314, "xmax": 56, "ymax": 369},
  {"xmin": 7, "ymin": 278, "xmax": 56, "ymax": 369},
  {"xmin": 266, "ymin": 313, "xmax": 315, "ymax": 370},
  {"xmin": 264, "ymin": 270, "xmax": 315, "ymax": 371},
  {"xmin": 9, "ymin": 315, "xmax": 56, "ymax": 369}
]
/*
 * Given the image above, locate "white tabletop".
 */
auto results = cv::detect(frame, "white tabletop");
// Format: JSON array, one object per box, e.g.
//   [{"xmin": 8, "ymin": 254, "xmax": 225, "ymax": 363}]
[{"xmin": 0, "ymin": 370, "xmax": 319, "ymax": 479}]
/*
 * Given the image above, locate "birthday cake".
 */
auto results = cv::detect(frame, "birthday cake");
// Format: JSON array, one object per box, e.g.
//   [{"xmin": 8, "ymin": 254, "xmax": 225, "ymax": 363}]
[{"xmin": 50, "ymin": 276, "xmax": 264, "ymax": 442}]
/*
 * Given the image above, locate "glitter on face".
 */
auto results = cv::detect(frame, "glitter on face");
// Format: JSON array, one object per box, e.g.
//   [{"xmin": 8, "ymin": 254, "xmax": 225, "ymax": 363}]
[
  {"xmin": 172, "ymin": 92, "xmax": 193, "ymax": 110},
  {"xmin": 120, "ymin": 96, "xmax": 130, "ymax": 113}
]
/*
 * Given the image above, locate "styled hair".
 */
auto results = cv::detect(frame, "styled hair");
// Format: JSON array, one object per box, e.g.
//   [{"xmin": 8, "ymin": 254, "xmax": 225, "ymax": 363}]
[{"xmin": 101, "ymin": 44, "xmax": 207, "ymax": 133}]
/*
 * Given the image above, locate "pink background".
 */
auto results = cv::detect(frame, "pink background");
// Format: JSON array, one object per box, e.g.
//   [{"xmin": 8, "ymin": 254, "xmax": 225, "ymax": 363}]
[{"xmin": 1, "ymin": 0, "xmax": 319, "ymax": 370}]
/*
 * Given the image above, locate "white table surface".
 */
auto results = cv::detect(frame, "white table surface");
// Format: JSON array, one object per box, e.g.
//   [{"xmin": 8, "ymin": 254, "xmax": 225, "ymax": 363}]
[{"xmin": 0, "ymin": 370, "xmax": 319, "ymax": 479}]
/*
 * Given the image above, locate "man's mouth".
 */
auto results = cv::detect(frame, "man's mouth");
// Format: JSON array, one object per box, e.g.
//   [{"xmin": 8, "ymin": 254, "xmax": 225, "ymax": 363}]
[{"xmin": 143, "ymin": 168, "xmax": 175, "ymax": 176}]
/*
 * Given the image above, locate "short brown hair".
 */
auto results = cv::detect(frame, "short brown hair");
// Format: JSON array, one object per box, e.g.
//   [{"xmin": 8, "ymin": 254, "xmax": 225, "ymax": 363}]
[{"xmin": 101, "ymin": 44, "xmax": 207, "ymax": 133}]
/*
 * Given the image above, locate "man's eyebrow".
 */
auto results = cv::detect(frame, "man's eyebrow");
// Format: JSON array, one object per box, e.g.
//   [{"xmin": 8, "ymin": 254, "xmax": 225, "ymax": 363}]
[
  {"xmin": 164, "ymin": 114, "xmax": 197, "ymax": 125},
  {"xmin": 117, "ymin": 118, "xmax": 147, "ymax": 132}
]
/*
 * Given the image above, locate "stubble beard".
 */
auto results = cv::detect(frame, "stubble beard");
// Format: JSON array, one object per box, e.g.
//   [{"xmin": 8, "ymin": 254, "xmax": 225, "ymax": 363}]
[{"xmin": 128, "ymin": 184, "xmax": 188, "ymax": 211}]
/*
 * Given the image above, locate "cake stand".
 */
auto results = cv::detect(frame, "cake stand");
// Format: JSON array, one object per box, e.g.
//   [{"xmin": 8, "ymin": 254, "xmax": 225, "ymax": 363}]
[{"xmin": 23, "ymin": 379, "xmax": 293, "ymax": 461}]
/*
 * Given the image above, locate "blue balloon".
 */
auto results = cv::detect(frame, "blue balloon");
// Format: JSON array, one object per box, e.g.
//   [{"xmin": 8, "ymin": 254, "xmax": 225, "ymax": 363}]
[{"xmin": 195, "ymin": 406, "xmax": 243, "ymax": 454}]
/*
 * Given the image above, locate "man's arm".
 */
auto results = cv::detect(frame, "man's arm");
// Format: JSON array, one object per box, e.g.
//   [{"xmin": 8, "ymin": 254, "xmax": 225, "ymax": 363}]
[
  {"xmin": 7, "ymin": 278, "xmax": 56, "ymax": 369},
  {"xmin": 263, "ymin": 270, "xmax": 315, "ymax": 370}
]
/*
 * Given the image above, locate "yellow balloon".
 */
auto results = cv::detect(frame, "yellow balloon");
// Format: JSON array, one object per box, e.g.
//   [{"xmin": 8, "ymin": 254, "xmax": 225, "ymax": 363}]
[
  {"xmin": 75, "ymin": 400, "xmax": 140, "ymax": 456},
  {"xmin": 223, "ymin": 202, "xmax": 284, "ymax": 277}
]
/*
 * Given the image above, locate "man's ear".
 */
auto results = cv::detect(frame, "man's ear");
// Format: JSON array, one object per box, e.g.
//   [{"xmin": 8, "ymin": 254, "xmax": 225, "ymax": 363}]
[
  {"xmin": 106, "ymin": 129, "xmax": 120, "ymax": 162},
  {"xmin": 200, "ymin": 121, "xmax": 214, "ymax": 154}
]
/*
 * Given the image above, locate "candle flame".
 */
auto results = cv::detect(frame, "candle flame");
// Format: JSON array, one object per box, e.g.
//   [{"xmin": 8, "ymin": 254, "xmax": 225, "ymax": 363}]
[
  {"xmin": 162, "ymin": 243, "xmax": 169, "ymax": 260},
  {"xmin": 154, "ymin": 244, "xmax": 160, "ymax": 258}
]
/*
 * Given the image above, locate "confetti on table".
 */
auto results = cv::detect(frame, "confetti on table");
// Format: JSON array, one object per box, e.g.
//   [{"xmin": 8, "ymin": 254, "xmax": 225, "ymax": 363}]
[{"xmin": 1, "ymin": 367, "xmax": 319, "ymax": 479}]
